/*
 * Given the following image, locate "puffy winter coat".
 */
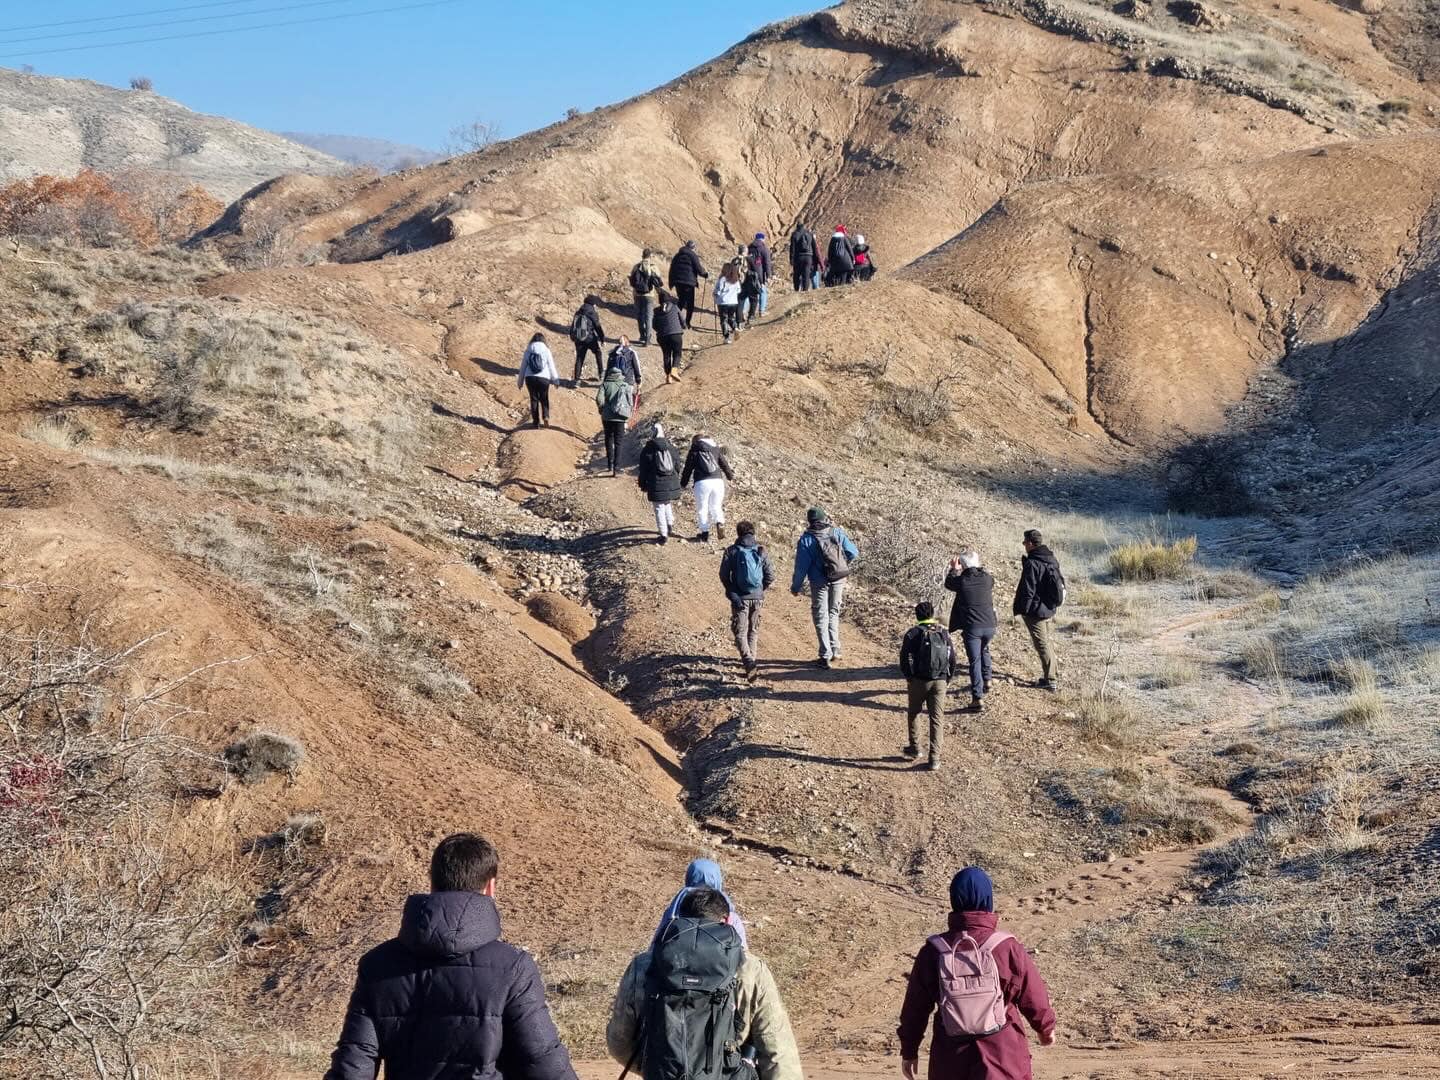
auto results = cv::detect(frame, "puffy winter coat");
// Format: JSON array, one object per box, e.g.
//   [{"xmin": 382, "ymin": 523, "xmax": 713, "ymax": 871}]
[
  {"xmin": 607, "ymin": 345, "xmax": 642, "ymax": 387},
  {"xmin": 652, "ymin": 301, "xmax": 685, "ymax": 339},
  {"xmin": 789, "ymin": 228, "xmax": 815, "ymax": 266},
  {"xmin": 636, "ymin": 437, "xmax": 683, "ymax": 504},
  {"xmin": 668, "ymin": 245, "xmax": 708, "ymax": 288},
  {"xmin": 945, "ymin": 567, "xmax": 998, "ymax": 634},
  {"xmin": 897, "ymin": 910, "xmax": 1055, "ymax": 1080},
  {"xmin": 827, "ymin": 232, "xmax": 854, "ymax": 271},
  {"xmin": 607, "ymin": 945, "xmax": 803, "ymax": 1080},
  {"xmin": 1012, "ymin": 545, "xmax": 1064, "ymax": 621},
  {"xmin": 324, "ymin": 892, "xmax": 576, "ymax": 1080}
]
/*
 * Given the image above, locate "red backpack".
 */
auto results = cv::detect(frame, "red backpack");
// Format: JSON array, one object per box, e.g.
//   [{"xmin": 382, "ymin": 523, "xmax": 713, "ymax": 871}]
[{"xmin": 928, "ymin": 930, "xmax": 1013, "ymax": 1037}]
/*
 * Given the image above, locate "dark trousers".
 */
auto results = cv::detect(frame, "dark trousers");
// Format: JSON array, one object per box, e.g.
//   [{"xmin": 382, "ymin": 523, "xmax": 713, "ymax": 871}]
[
  {"xmin": 659, "ymin": 333, "xmax": 684, "ymax": 375},
  {"xmin": 573, "ymin": 340, "xmax": 602, "ymax": 381},
  {"xmin": 1023, "ymin": 615, "xmax": 1057, "ymax": 684},
  {"xmin": 675, "ymin": 284, "xmax": 697, "ymax": 327},
  {"xmin": 718, "ymin": 304, "xmax": 740, "ymax": 337},
  {"xmin": 602, "ymin": 419, "xmax": 626, "ymax": 471},
  {"xmin": 740, "ymin": 292, "xmax": 760, "ymax": 323},
  {"xmin": 906, "ymin": 678, "xmax": 946, "ymax": 764},
  {"xmin": 792, "ymin": 261, "xmax": 812, "ymax": 292},
  {"xmin": 962, "ymin": 628, "xmax": 995, "ymax": 699},
  {"xmin": 634, "ymin": 294, "xmax": 654, "ymax": 344},
  {"xmin": 524, "ymin": 376, "xmax": 551, "ymax": 426}
]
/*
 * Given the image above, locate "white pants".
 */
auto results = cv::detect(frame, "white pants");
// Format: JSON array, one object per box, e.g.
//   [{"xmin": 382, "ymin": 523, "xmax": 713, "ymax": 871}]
[
  {"xmin": 694, "ymin": 478, "xmax": 726, "ymax": 532},
  {"xmin": 653, "ymin": 502, "xmax": 674, "ymax": 537}
]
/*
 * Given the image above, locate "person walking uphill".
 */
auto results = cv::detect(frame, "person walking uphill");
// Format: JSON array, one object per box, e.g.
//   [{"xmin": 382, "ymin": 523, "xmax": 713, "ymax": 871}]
[
  {"xmin": 715, "ymin": 260, "xmax": 742, "ymax": 343},
  {"xmin": 595, "ymin": 365, "xmax": 635, "ymax": 477},
  {"xmin": 629, "ymin": 249, "xmax": 663, "ymax": 347},
  {"xmin": 668, "ymin": 240, "xmax": 708, "ymax": 330},
  {"xmin": 720, "ymin": 521, "xmax": 775, "ymax": 681},
  {"xmin": 637, "ymin": 422, "xmax": 682, "ymax": 544},
  {"xmin": 517, "ymin": 332, "xmax": 559, "ymax": 428},
  {"xmin": 899, "ymin": 601, "xmax": 956, "ymax": 770},
  {"xmin": 680, "ymin": 433, "xmax": 735, "ymax": 543},
  {"xmin": 609, "ymin": 888, "xmax": 803, "ymax": 1080},
  {"xmin": 946, "ymin": 550, "xmax": 998, "ymax": 712},
  {"xmin": 324, "ymin": 833, "xmax": 576, "ymax": 1080},
  {"xmin": 570, "ymin": 294, "xmax": 606, "ymax": 385},
  {"xmin": 897, "ymin": 866, "xmax": 1056, "ymax": 1080},
  {"xmin": 607, "ymin": 335, "xmax": 642, "ymax": 388},
  {"xmin": 652, "ymin": 290, "xmax": 686, "ymax": 383},
  {"xmin": 790, "ymin": 507, "xmax": 860, "ymax": 669},
  {"xmin": 749, "ymin": 231, "xmax": 772, "ymax": 314},
  {"xmin": 1012, "ymin": 529, "xmax": 1065, "ymax": 691},
  {"xmin": 789, "ymin": 222, "xmax": 816, "ymax": 292}
]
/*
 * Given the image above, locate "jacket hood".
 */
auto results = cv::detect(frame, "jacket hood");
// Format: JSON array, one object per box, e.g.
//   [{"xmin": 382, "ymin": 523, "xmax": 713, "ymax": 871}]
[
  {"xmin": 683, "ymin": 857, "xmax": 724, "ymax": 889},
  {"xmin": 949, "ymin": 866, "xmax": 994, "ymax": 912},
  {"xmin": 694, "ymin": 436, "xmax": 718, "ymax": 447},
  {"xmin": 946, "ymin": 909, "xmax": 1000, "ymax": 935},
  {"xmin": 399, "ymin": 891, "xmax": 501, "ymax": 959},
  {"xmin": 1029, "ymin": 545, "xmax": 1059, "ymax": 566}
]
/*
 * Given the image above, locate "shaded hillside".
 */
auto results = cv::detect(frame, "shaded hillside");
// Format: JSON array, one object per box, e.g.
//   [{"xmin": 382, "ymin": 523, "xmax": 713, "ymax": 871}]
[{"xmin": 0, "ymin": 67, "xmax": 345, "ymax": 200}]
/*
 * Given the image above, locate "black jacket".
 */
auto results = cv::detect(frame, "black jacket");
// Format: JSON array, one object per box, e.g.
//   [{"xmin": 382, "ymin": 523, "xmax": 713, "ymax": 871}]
[
  {"xmin": 719, "ymin": 534, "xmax": 775, "ymax": 603},
  {"xmin": 668, "ymin": 245, "xmax": 708, "ymax": 288},
  {"xmin": 606, "ymin": 344, "xmax": 641, "ymax": 387},
  {"xmin": 749, "ymin": 240, "xmax": 772, "ymax": 283},
  {"xmin": 1013, "ymin": 545, "xmax": 1064, "ymax": 621},
  {"xmin": 680, "ymin": 439, "xmax": 735, "ymax": 486},
  {"xmin": 324, "ymin": 892, "xmax": 576, "ymax": 1080},
  {"xmin": 944, "ymin": 567, "xmax": 998, "ymax": 634},
  {"xmin": 827, "ymin": 233, "xmax": 854, "ymax": 270},
  {"xmin": 636, "ymin": 437, "xmax": 682, "ymax": 504},
  {"xmin": 573, "ymin": 302, "xmax": 605, "ymax": 345},
  {"xmin": 652, "ymin": 300, "xmax": 685, "ymax": 339},
  {"xmin": 899, "ymin": 621, "xmax": 956, "ymax": 680},
  {"xmin": 789, "ymin": 228, "xmax": 814, "ymax": 266}
]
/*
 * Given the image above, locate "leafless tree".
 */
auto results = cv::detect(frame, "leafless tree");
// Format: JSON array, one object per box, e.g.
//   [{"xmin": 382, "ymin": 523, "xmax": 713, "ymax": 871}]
[{"xmin": 443, "ymin": 119, "xmax": 502, "ymax": 157}]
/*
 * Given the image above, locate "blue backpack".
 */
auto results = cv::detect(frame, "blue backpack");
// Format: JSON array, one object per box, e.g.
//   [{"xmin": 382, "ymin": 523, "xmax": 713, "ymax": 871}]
[{"xmin": 732, "ymin": 546, "xmax": 764, "ymax": 593}]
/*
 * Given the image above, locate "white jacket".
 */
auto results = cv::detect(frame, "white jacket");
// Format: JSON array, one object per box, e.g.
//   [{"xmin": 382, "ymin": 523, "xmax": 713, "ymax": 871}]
[
  {"xmin": 517, "ymin": 342, "xmax": 559, "ymax": 386},
  {"xmin": 713, "ymin": 277, "xmax": 741, "ymax": 306}
]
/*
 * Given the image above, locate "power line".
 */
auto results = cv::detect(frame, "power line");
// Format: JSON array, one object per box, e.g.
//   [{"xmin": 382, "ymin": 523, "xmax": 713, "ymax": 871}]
[
  {"xmin": 0, "ymin": 0, "xmax": 291, "ymax": 36},
  {"xmin": 5, "ymin": 0, "xmax": 368, "ymax": 46},
  {"xmin": 0, "ymin": 0, "xmax": 462, "ymax": 60}
]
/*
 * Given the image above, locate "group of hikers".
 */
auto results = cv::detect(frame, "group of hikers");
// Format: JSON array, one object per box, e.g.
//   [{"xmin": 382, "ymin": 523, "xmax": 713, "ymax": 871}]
[
  {"xmin": 324, "ymin": 835, "xmax": 1056, "ymax": 1080},
  {"xmin": 787, "ymin": 223, "xmax": 876, "ymax": 290}
]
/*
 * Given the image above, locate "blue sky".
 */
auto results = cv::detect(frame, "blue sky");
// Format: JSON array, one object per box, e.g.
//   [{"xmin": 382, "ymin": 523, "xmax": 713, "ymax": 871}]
[{"xmin": 3, "ymin": 0, "xmax": 818, "ymax": 150}]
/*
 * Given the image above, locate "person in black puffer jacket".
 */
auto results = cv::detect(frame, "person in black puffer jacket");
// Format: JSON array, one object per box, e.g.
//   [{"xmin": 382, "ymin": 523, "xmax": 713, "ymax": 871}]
[
  {"xmin": 651, "ymin": 291, "xmax": 686, "ymax": 382},
  {"xmin": 636, "ymin": 422, "xmax": 683, "ymax": 544},
  {"xmin": 324, "ymin": 834, "xmax": 576, "ymax": 1080},
  {"xmin": 945, "ymin": 550, "xmax": 999, "ymax": 712},
  {"xmin": 1012, "ymin": 528, "xmax": 1065, "ymax": 691},
  {"xmin": 667, "ymin": 240, "xmax": 708, "ymax": 329}
]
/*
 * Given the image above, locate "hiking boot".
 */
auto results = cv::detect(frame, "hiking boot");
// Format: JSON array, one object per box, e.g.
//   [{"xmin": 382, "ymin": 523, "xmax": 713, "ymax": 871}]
[
  {"xmin": 1040, "ymin": 679, "xmax": 1058, "ymax": 692},
  {"xmin": 696, "ymin": 531, "xmax": 709, "ymax": 543},
  {"xmin": 902, "ymin": 744, "xmax": 919, "ymax": 759},
  {"xmin": 723, "ymin": 335, "xmax": 732, "ymax": 345},
  {"xmin": 715, "ymin": 522, "xmax": 726, "ymax": 540},
  {"xmin": 815, "ymin": 656, "xmax": 831, "ymax": 669},
  {"xmin": 744, "ymin": 661, "xmax": 758, "ymax": 683},
  {"xmin": 672, "ymin": 368, "xmax": 682, "ymax": 379},
  {"xmin": 925, "ymin": 759, "xmax": 940, "ymax": 772},
  {"xmin": 970, "ymin": 696, "xmax": 984, "ymax": 713},
  {"xmin": 657, "ymin": 535, "xmax": 668, "ymax": 546}
]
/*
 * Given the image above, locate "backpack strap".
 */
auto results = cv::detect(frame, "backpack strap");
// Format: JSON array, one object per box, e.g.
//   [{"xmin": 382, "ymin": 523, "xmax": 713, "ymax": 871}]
[{"xmin": 978, "ymin": 930, "xmax": 1014, "ymax": 955}]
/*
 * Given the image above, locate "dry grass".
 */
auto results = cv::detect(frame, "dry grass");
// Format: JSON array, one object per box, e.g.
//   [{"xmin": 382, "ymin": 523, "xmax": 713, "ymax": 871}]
[
  {"xmin": 1108, "ymin": 535, "xmax": 1198, "ymax": 581},
  {"xmin": 1072, "ymin": 583, "xmax": 1134, "ymax": 619},
  {"xmin": 1145, "ymin": 656, "xmax": 1201, "ymax": 689}
]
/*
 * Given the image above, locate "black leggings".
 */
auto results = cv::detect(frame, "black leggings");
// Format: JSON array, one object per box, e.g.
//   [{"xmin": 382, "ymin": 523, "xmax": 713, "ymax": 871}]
[
  {"xmin": 573, "ymin": 340, "xmax": 602, "ymax": 381},
  {"xmin": 525, "ymin": 376, "xmax": 550, "ymax": 425},
  {"xmin": 602, "ymin": 419, "xmax": 626, "ymax": 471},
  {"xmin": 659, "ymin": 333, "xmax": 684, "ymax": 375},
  {"xmin": 675, "ymin": 284, "xmax": 697, "ymax": 328}
]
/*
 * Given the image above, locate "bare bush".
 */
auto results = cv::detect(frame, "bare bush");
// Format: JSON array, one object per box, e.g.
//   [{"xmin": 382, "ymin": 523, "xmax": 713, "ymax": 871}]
[
  {"xmin": 1165, "ymin": 436, "xmax": 1254, "ymax": 516},
  {"xmin": 223, "ymin": 730, "xmax": 304, "ymax": 785},
  {"xmin": 444, "ymin": 119, "xmax": 502, "ymax": 156},
  {"xmin": 128, "ymin": 75, "xmax": 154, "ymax": 91}
]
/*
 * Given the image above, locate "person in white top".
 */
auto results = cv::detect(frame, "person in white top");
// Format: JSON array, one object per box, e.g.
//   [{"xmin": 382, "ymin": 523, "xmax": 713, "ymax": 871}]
[{"xmin": 517, "ymin": 332, "xmax": 560, "ymax": 428}]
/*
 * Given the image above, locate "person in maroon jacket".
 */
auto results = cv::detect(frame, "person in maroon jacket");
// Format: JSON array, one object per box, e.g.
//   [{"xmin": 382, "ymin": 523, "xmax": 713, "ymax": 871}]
[{"xmin": 898, "ymin": 867, "xmax": 1056, "ymax": 1080}]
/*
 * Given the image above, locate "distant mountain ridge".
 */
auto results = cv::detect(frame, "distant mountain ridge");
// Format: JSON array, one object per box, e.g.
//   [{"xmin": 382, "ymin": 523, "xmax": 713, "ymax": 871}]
[
  {"xmin": 280, "ymin": 132, "xmax": 442, "ymax": 172},
  {"xmin": 0, "ymin": 66, "xmax": 346, "ymax": 201}
]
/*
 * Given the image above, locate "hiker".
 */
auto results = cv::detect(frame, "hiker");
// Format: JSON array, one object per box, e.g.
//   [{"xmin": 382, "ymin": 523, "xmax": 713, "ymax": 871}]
[
  {"xmin": 749, "ymin": 231, "xmax": 772, "ymax": 314},
  {"xmin": 324, "ymin": 833, "xmax": 576, "ymax": 1080},
  {"xmin": 516, "ymin": 332, "xmax": 559, "ymax": 428},
  {"xmin": 629, "ymin": 249, "xmax": 663, "ymax": 347},
  {"xmin": 714, "ymin": 260, "xmax": 742, "ymax": 344},
  {"xmin": 825, "ymin": 226, "xmax": 854, "ymax": 286},
  {"xmin": 897, "ymin": 866, "xmax": 1056, "ymax": 1080},
  {"xmin": 607, "ymin": 334, "xmax": 643, "ymax": 387},
  {"xmin": 945, "ymin": 550, "xmax": 998, "ymax": 712},
  {"xmin": 636, "ymin": 422, "xmax": 682, "ymax": 544},
  {"xmin": 570, "ymin": 294, "xmax": 606, "ymax": 385},
  {"xmin": 650, "ymin": 857, "xmax": 748, "ymax": 949},
  {"xmin": 668, "ymin": 240, "xmax": 708, "ymax": 330},
  {"xmin": 608, "ymin": 887, "xmax": 802, "ymax": 1080},
  {"xmin": 789, "ymin": 223, "xmax": 815, "ymax": 292},
  {"xmin": 739, "ymin": 249, "xmax": 763, "ymax": 328},
  {"xmin": 1012, "ymin": 529, "xmax": 1065, "ymax": 691},
  {"xmin": 680, "ymin": 433, "xmax": 735, "ymax": 543},
  {"xmin": 652, "ymin": 290, "xmax": 686, "ymax": 383},
  {"xmin": 789, "ymin": 507, "xmax": 860, "ymax": 669},
  {"xmin": 595, "ymin": 364, "xmax": 636, "ymax": 477},
  {"xmin": 899, "ymin": 601, "xmax": 956, "ymax": 770},
  {"xmin": 720, "ymin": 521, "xmax": 776, "ymax": 680},
  {"xmin": 854, "ymin": 234, "xmax": 876, "ymax": 282}
]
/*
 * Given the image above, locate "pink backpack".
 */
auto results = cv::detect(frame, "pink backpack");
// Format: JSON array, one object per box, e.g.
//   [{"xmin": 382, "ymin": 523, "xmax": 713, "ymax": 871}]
[{"xmin": 928, "ymin": 930, "xmax": 1014, "ymax": 1037}]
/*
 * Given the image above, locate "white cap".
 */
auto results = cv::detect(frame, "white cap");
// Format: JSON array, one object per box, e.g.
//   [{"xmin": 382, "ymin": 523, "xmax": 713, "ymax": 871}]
[{"xmin": 856, "ymin": 234, "xmax": 866, "ymax": 245}]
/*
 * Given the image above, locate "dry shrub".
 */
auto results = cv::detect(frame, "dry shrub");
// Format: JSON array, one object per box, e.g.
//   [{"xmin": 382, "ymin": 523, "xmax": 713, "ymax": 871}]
[
  {"xmin": 1108, "ymin": 535, "xmax": 1198, "ymax": 581},
  {"xmin": 1072, "ymin": 583, "xmax": 1133, "ymax": 619},
  {"xmin": 0, "ymin": 169, "xmax": 223, "ymax": 247},
  {"xmin": 1165, "ymin": 436, "xmax": 1254, "ymax": 516},
  {"xmin": 223, "ymin": 730, "xmax": 305, "ymax": 784},
  {"xmin": 1145, "ymin": 656, "xmax": 1201, "ymax": 688},
  {"xmin": 1332, "ymin": 688, "xmax": 1386, "ymax": 729}
]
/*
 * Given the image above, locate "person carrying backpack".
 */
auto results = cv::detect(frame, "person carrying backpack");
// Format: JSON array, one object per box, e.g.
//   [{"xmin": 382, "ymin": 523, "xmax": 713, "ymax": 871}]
[
  {"xmin": 714, "ymin": 261, "xmax": 742, "ymax": 344},
  {"xmin": 637, "ymin": 422, "xmax": 682, "ymax": 544},
  {"xmin": 825, "ymin": 226, "xmax": 854, "ymax": 286},
  {"xmin": 898, "ymin": 601, "xmax": 956, "ymax": 770},
  {"xmin": 748, "ymin": 232, "xmax": 772, "ymax": 314},
  {"xmin": 668, "ymin": 240, "xmax": 708, "ymax": 330},
  {"xmin": 630, "ymin": 250, "xmax": 663, "ymax": 347},
  {"xmin": 788, "ymin": 223, "xmax": 815, "ymax": 293},
  {"xmin": 607, "ymin": 888, "xmax": 801, "ymax": 1080},
  {"xmin": 853, "ymin": 234, "xmax": 876, "ymax": 282},
  {"xmin": 595, "ymin": 365, "xmax": 636, "ymax": 477},
  {"xmin": 652, "ymin": 290, "xmax": 687, "ymax": 383},
  {"xmin": 680, "ymin": 433, "xmax": 735, "ymax": 543},
  {"xmin": 945, "ymin": 550, "xmax": 998, "ymax": 713},
  {"xmin": 650, "ymin": 858, "xmax": 748, "ymax": 951},
  {"xmin": 516, "ymin": 332, "xmax": 559, "ymax": 428},
  {"xmin": 738, "ymin": 252, "xmax": 763, "ymax": 329},
  {"xmin": 1012, "ymin": 529, "xmax": 1065, "ymax": 691},
  {"xmin": 607, "ymin": 335, "xmax": 643, "ymax": 388},
  {"xmin": 570, "ymin": 294, "xmax": 606, "ymax": 385},
  {"xmin": 720, "ymin": 521, "xmax": 775, "ymax": 681},
  {"xmin": 789, "ymin": 507, "xmax": 860, "ymax": 669},
  {"xmin": 897, "ymin": 867, "xmax": 1056, "ymax": 1080}
]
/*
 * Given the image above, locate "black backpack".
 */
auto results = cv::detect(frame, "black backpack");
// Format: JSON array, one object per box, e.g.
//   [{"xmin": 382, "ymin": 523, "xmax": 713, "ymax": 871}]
[
  {"xmin": 1038, "ymin": 562, "xmax": 1066, "ymax": 611},
  {"xmin": 571, "ymin": 308, "xmax": 595, "ymax": 343},
  {"xmin": 909, "ymin": 625, "xmax": 951, "ymax": 680},
  {"xmin": 640, "ymin": 918, "xmax": 743, "ymax": 1080},
  {"xmin": 630, "ymin": 263, "xmax": 652, "ymax": 292}
]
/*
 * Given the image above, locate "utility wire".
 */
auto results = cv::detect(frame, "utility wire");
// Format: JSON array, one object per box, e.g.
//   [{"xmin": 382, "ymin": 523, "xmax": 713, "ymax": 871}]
[
  {"xmin": 0, "ymin": 0, "xmax": 461, "ymax": 60},
  {"xmin": 4, "ymin": 0, "xmax": 367, "ymax": 45},
  {"xmin": 1, "ymin": 0, "xmax": 295, "ymax": 36}
]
